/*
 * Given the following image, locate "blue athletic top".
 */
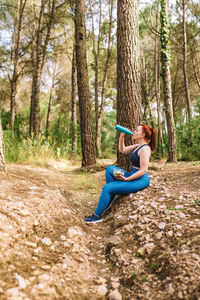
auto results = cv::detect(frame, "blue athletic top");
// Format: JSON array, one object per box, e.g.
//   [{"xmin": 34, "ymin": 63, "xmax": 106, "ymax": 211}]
[{"xmin": 130, "ymin": 144, "xmax": 149, "ymax": 168}]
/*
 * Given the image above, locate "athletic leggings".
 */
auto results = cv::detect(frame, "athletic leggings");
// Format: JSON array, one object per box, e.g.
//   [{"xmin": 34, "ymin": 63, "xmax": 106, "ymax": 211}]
[{"xmin": 95, "ymin": 165, "xmax": 150, "ymax": 217}]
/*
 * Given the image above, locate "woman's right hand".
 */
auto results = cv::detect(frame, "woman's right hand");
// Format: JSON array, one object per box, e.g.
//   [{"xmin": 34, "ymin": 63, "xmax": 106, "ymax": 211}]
[{"xmin": 120, "ymin": 132, "xmax": 125, "ymax": 137}]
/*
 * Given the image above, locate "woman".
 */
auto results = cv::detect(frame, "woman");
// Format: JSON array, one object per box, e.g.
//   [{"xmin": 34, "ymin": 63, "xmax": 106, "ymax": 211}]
[{"xmin": 84, "ymin": 124, "xmax": 157, "ymax": 224}]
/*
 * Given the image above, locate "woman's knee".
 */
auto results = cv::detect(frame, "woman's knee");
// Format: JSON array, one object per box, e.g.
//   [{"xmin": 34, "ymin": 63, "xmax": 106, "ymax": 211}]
[{"xmin": 106, "ymin": 165, "xmax": 114, "ymax": 176}]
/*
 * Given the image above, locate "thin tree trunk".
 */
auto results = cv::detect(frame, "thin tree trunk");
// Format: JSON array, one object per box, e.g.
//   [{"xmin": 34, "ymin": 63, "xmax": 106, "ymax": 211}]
[
  {"xmin": 46, "ymin": 61, "xmax": 57, "ymax": 135},
  {"xmin": 155, "ymin": 0, "xmax": 163, "ymax": 154},
  {"xmin": 71, "ymin": 45, "xmax": 78, "ymax": 154},
  {"xmin": 160, "ymin": 0, "xmax": 177, "ymax": 162},
  {"xmin": 96, "ymin": 0, "xmax": 114, "ymax": 158},
  {"xmin": 88, "ymin": 0, "xmax": 102, "ymax": 155},
  {"xmin": 75, "ymin": 0, "xmax": 96, "ymax": 167},
  {"xmin": 182, "ymin": 0, "xmax": 192, "ymax": 123},
  {"xmin": 31, "ymin": 0, "xmax": 56, "ymax": 140},
  {"xmin": 117, "ymin": 0, "xmax": 142, "ymax": 170},
  {"xmin": 141, "ymin": 55, "xmax": 148, "ymax": 123},
  {"xmin": 9, "ymin": 0, "xmax": 27, "ymax": 129},
  {"xmin": 0, "ymin": 116, "xmax": 6, "ymax": 172}
]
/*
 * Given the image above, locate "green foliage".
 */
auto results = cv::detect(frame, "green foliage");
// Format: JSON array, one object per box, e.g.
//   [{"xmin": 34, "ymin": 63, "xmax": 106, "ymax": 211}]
[{"xmin": 176, "ymin": 116, "xmax": 200, "ymax": 161}]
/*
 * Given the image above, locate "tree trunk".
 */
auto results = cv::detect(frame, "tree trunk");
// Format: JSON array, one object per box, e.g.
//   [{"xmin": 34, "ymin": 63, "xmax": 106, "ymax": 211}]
[
  {"xmin": 88, "ymin": 0, "xmax": 102, "ymax": 156},
  {"xmin": 30, "ymin": 0, "xmax": 56, "ymax": 140},
  {"xmin": 182, "ymin": 0, "xmax": 192, "ymax": 122},
  {"xmin": 75, "ymin": 0, "xmax": 96, "ymax": 167},
  {"xmin": 9, "ymin": 0, "xmax": 27, "ymax": 129},
  {"xmin": 117, "ymin": 0, "xmax": 142, "ymax": 170},
  {"xmin": 71, "ymin": 44, "xmax": 78, "ymax": 154},
  {"xmin": 155, "ymin": 0, "xmax": 163, "ymax": 154},
  {"xmin": 160, "ymin": 0, "xmax": 177, "ymax": 162},
  {"xmin": 0, "ymin": 116, "xmax": 6, "ymax": 173},
  {"xmin": 182, "ymin": 0, "xmax": 193, "ymax": 145},
  {"xmin": 96, "ymin": 0, "xmax": 114, "ymax": 158},
  {"xmin": 46, "ymin": 61, "xmax": 57, "ymax": 135}
]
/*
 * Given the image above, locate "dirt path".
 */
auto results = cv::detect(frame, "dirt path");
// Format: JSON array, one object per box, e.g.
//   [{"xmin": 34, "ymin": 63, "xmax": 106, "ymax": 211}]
[{"xmin": 0, "ymin": 160, "xmax": 199, "ymax": 299}]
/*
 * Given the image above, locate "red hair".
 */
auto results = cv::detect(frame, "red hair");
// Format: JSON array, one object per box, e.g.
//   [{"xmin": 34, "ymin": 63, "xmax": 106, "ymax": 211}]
[{"xmin": 140, "ymin": 124, "xmax": 157, "ymax": 151}]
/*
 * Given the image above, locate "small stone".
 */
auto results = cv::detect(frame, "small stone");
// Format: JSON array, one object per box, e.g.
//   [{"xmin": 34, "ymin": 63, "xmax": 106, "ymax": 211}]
[
  {"xmin": 158, "ymin": 222, "xmax": 166, "ymax": 230},
  {"xmin": 137, "ymin": 247, "xmax": 145, "ymax": 256},
  {"xmin": 178, "ymin": 291, "xmax": 184, "ymax": 299},
  {"xmin": 109, "ymin": 290, "xmax": 122, "ymax": 300},
  {"xmin": 41, "ymin": 238, "xmax": 52, "ymax": 246},
  {"xmin": 136, "ymin": 231, "xmax": 143, "ymax": 237},
  {"xmin": 6, "ymin": 287, "xmax": 19, "ymax": 297},
  {"xmin": 15, "ymin": 273, "xmax": 28, "ymax": 289},
  {"xmin": 156, "ymin": 232, "xmax": 163, "ymax": 240},
  {"xmin": 19, "ymin": 209, "xmax": 30, "ymax": 216},
  {"xmin": 179, "ymin": 212, "xmax": 186, "ymax": 219},
  {"xmin": 108, "ymin": 235, "xmax": 122, "ymax": 246},
  {"xmin": 166, "ymin": 230, "xmax": 173, "ymax": 237},
  {"xmin": 144, "ymin": 243, "xmax": 155, "ymax": 254},
  {"xmin": 138, "ymin": 205, "xmax": 145, "ymax": 211},
  {"xmin": 38, "ymin": 274, "xmax": 50, "ymax": 282},
  {"xmin": 176, "ymin": 232, "xmax": 182, "ymax": 237},
  {"xmin": 33, "ymin": 220, "xmax": 39, "ymax": 226},
  {"xmin": 96, "ymin": 285, "xmax": 107, "ymax": 297},
  {"xmin": 24, "ymin": 241, "xmax": 37, "ymax": 248}
]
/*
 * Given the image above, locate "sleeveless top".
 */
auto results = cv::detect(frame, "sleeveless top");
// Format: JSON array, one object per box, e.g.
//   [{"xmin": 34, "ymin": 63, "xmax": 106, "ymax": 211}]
[{"xmin": 130, "ymin": 144, "xmax": 149, "ymax": 168}]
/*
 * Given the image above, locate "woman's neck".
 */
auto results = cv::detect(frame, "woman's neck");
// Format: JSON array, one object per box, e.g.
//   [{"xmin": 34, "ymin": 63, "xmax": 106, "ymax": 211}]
[{"xmin": 136, "ymin": 139, "xmax": 147, "ymax": 146}]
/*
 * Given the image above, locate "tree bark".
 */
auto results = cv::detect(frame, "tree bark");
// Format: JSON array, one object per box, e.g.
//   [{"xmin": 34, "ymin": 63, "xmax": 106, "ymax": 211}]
[
  {"xmin": 30, "ymin": 0, "xmax": 56, "ymax": 140},
  {"xmin": 0, "ymin": 116, "xmax": 6, "ymax": 173},
  {"xmin": 71, "ymin": 44, "xmax": 78, "ymax": 154},
  {"xmin": 9, "ymin": 0, "xmax": 27, "ymax": 129},
  {"xmin": 182, "ymin": 0, "xmax": 192, "ymax": 123},
  {"xmin": 117, "ymin": 0, "xmax": 142, "ymax": 170},
  {"xmin": 75, "ymin": 0, "xmax": 96, "ymax": 167},
  {"xmin": 155, "ymin": 0, "xmax": 163, "ymax": 154},
  {"xmin": 46, "ymin": 61, "xmax": 57, "ymax": 135},
  {"xmin": 96, "ymin": 0, "xmax": 114, "ymax": 158},
  {"xmin": 160, "ymin": 0, "xmax": 177, "ymax": 162}
]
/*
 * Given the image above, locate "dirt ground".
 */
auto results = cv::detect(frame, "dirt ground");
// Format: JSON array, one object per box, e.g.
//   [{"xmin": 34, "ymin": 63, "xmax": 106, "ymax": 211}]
[{"xmin": 0, "ymin": 159, "xmax": 199, "ymax": 300}]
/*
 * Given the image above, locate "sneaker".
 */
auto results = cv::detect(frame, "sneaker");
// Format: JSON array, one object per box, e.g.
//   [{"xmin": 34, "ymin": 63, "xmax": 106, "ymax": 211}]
[
  {"xmin": 84, "ymin": 214, "xmax": 103, "ymax": 224},
  {"xmin": 104, "ymin": 195, "xmax": 118, "ymax": 212}
]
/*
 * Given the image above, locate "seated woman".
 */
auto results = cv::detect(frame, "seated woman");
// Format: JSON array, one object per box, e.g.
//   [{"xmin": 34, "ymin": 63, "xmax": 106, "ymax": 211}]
[{"xmin": 84, "ymin": 124, "xmax": 157, "ymax": 224}]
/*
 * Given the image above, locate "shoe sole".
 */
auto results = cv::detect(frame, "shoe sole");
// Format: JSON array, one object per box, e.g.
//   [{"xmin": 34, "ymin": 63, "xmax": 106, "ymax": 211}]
[{"xmin": 85, "ymin": 219, "xmax": 103, "ymax": 224}]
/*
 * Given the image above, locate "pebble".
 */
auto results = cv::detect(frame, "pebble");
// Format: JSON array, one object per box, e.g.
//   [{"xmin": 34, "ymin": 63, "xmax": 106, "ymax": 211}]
[
  {"xmin": 166, "ymin": 230, "xmax": 173, "ymax": 237},
  {"xmin": 96, "ymin": 285, "xmax": 107, "ymax": 297},
  {"xmin": 137, "ymin": 247, "xmax": 145, "ymax": 256},
  {"xmin": 38, "ymin": 274, "xmax": 50, "ymax": 282},
  {"xmin": 108, "ymin": 235, "xmax": 122, "ymax": 246},
  {"xmin": 158, "ymin": 222, "xmax": 166, "ymax": 230},
  {"xmin": 15, "ymin": 273, "xmax": 28, "ymax": 288},
  {"xmin": 144, "ymin": 243, "xmax": 155, "ymax": 254},
  {"xmin": 179, "ymin": 212, "xmax": 186, "ymax": 219},
  {"xmin": 24, "ymin": 241, "xmax": 37, "ymax": 248},
  {"xmin": 109, "ymin": 290, "xmax": 122, "ymax": 300},
  {"xmin": 178, "ymin": 291, "xmax": 184, "ymax": 299},
  {"xmin": 41, "ymin": 238, "xmax": 52, "ymax": 246},
  {"xmin": 156, "ymin": 232, "xmax": 163, "ymax": 240}
]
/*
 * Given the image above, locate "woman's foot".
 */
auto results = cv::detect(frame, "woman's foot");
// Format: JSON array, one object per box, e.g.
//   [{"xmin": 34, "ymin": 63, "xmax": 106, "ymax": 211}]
[{"xmin": 84, "ymin": 214, "xmax": 103, "ymax": 224}]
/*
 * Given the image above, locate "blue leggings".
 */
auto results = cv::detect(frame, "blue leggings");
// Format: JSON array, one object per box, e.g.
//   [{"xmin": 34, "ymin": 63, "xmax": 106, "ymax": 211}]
[{"xmin": 95, "ymin": 165, "xmax": 150, "ymax": 216}]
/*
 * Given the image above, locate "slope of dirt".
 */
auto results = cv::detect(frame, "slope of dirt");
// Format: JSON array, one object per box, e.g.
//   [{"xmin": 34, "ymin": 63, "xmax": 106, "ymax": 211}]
[{"xmin": 0, "ymin": 160, "xmax": 199, "ymax": 300}]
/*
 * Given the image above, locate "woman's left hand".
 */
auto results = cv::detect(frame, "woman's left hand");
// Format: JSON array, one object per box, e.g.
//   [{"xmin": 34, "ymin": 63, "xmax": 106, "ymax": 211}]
[{"xmin": 116, "ymin": 174, "xmax": 127, "ymax": 181}]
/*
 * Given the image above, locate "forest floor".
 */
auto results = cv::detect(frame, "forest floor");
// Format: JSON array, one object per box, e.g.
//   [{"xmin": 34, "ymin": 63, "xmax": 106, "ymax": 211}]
[{"xmin": 0, "ymin": 159, "xmax": 199, "ymax": 300}]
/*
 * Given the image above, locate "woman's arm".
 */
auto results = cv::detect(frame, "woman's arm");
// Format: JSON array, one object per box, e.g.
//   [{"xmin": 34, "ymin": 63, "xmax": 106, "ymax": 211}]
[
  {"xmin": 118, "ymin": 132, "xmax": 138, "ymax": 154},
  {"xmin": 118, "ymin": 147, "xmax": 151, "ymax": 181}
]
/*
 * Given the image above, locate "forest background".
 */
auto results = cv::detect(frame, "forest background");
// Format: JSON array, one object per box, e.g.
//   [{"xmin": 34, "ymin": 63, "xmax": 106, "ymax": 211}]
[{"xmin": 0, "ymin": 0, "xmax": 199, "ymax": 167}]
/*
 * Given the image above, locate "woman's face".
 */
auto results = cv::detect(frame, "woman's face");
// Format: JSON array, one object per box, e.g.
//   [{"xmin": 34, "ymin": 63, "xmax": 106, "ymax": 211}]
[{"xmin": 132, "ymin": 125, "xmax": 144, "ymax": 141}]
